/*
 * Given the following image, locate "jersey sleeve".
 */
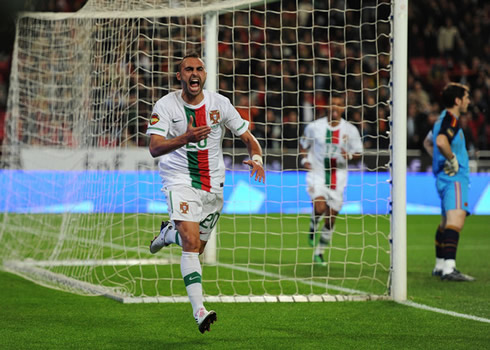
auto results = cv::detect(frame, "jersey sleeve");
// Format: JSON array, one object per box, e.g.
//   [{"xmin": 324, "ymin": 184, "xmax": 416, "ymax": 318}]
[
  {"xmin": 437, "ymin": 112, "xmax": 460, "ymax": 143},
  {"xmin": 146, "ymin": 101, "xmax": 170, "ymax": 137},
  {"xmin": 347, "ymin": 123, "xmax": 363, "ymax": 153},
  {"xmin": 300, "ymin": 124, "xmax": 313, "ymax": 150},
  {"xmin": 222, "ymin": 97, "xmax": 249, "ymax": 136}
]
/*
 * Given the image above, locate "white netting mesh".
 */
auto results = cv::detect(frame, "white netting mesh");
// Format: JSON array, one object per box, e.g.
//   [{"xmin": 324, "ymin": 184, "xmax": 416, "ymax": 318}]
[{"xmin": 0, "ymin": 0, "xmax": 392, "ymax": 302}]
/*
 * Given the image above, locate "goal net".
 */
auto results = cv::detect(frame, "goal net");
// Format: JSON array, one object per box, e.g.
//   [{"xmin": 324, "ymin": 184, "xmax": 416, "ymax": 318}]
[{"xmin": 0, "ymin": 0, "xmax": 395, "ymax": 302}]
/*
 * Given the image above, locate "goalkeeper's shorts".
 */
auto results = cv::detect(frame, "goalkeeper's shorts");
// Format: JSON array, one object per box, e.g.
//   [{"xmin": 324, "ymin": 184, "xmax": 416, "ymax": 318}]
[
  {"xmin": 163, "ymin": 185, "xmax": 224, "ymax": 241},
  {"xmin": 436, "ymin": 177, "xmax": 469, "ymax": 216}
]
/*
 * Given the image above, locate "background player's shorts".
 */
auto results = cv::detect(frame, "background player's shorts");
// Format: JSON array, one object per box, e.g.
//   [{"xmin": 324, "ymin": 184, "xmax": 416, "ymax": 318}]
[
  {"xmin": 436, "ymin": 177, "xmax": 469, "ymax": 216},
  {"xmin": 306, "ymin": 184, "xmax": 344, "ymax": 212},
  {"xmin": 163, "ymin": 185, "xmax": 223, "ymax": 241}
]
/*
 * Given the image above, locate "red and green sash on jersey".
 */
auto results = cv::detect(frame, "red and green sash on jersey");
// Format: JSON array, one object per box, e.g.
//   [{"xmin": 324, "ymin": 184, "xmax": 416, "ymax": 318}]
[
  {"xmin": 324, "ymin": 128, "xmax": 340, "ymax": 189},
  {"xmin": 184, "ymin": 105, "xmax": 211, "ymax": 192}
]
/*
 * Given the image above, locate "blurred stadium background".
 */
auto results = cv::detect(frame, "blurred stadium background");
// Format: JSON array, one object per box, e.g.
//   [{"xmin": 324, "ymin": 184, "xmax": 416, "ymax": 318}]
[
  {"xmin": 0, "ymin": 0, "xmax": 488, "ymax": 170},
  {"xmin": 0, "ymin": 3, "xmax": 488, "ymax": 347}
]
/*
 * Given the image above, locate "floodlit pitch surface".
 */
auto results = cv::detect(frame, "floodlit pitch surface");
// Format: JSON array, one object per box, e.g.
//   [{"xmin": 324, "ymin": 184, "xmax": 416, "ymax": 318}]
[{"xmin": 0, "ymin": 215, "xmax": 488, "ymax": 349}]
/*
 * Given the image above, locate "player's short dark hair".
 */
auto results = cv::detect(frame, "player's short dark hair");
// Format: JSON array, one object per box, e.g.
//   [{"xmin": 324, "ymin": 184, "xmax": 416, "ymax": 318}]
[
  {"xmin": 441, "ymin": 83, "xmax": 469, "ymax": 108},
  {"xmin": 177, "ymin": 51, "xmax": 202, "ymax": 72}
]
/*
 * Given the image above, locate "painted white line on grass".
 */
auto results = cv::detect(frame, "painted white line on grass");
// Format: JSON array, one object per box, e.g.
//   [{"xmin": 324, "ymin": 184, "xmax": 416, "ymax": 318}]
[{"xmin": 399, "ymin": 300, "xmax": 490, "ymax": 324}]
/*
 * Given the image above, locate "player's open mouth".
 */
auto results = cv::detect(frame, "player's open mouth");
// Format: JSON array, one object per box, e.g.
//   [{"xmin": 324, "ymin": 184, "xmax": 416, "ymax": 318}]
[{"xmin": 189, "ymin": 79, "xmax": 200, "ymax": 91}]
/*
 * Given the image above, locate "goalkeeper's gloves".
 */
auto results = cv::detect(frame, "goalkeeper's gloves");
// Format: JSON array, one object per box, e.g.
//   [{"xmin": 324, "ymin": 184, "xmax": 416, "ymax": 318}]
[{"xmin": 443, "ymin": 153, "xmax": 459, "ymax": 176}]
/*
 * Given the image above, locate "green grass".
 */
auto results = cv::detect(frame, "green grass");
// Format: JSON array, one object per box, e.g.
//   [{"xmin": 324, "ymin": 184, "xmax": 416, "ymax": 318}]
[{"xmin": 1, "ymin": 215, "xmax": 489, "ymax": 349}]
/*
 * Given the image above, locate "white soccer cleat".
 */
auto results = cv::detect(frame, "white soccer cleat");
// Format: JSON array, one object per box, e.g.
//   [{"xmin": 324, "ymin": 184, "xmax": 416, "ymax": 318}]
[
  {"xmin": 194, "ymin": 307, "xmax": 217, "ymax": 334},
  {"xmin": 149, "ymin": 221, "xmax": 171, "ymax": 254}
]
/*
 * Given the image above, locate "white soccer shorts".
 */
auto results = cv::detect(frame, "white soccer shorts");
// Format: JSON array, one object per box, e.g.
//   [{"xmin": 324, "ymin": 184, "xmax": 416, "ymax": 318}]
[
  {"xmin": 306, "ymin": 184, "xmax": 344, "ymax": 212},
  {"xmin": 163, "ymin": 185, "xmax": 223, "ymax": 241}
]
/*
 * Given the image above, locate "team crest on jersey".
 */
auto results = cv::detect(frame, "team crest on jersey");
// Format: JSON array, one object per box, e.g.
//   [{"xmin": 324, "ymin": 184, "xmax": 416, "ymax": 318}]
[
  {"xmin": 180, "ymin": 201, "xmax": 189, "ymax": 214},
  {"xmin": 150, "ymin": 113, "xmax": 160, "ymax": 125},
  {"xmin": 209, "ymin": 110, "xmax": 220, "ymax": 124}
]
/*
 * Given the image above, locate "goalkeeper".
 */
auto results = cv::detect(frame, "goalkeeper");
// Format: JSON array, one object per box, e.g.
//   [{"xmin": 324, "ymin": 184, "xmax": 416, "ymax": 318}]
[
  {"xmin": 423, "ymin": 82, "xmax": 474, "ymax": 282},
  {"xmin": 146, "ymin": 52, "xmax": 265, "ymax": 333}
]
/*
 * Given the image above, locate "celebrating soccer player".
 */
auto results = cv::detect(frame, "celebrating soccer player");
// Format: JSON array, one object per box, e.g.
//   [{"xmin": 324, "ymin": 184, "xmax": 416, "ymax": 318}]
[
  {"xmin": 423, "ymin": 82, "xmax": 474, "ymax": 281},
  {"xmin": 299, "ymin": 95, "xmax": 362, "ymax": 266},
  {"xmin": 146, "ymin": 52, "xmax": 265, "ymax": 333}
]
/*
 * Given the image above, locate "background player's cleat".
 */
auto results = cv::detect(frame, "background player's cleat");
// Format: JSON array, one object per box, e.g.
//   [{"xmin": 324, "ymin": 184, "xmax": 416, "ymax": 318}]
[
  {"xmin": 431, "ymin": 268, "xmax": 442, "ymax": 277},
  {"xmin": 194, "ymin": 308, "xmax": 217, "ymax": 334},
  {"xmin": 313, "ymin": 254, "xmax": 327, "ymax": 267},
  {"xmin": 441, "ymin": 269, "xmax": 475, "ymax": 281},
  {"xmin": 149, "ymin": 221, "xmax": 171, "ymax": 254}
]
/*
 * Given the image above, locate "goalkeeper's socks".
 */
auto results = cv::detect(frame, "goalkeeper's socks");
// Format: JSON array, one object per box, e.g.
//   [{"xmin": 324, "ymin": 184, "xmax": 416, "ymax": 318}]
[
  {"xmin": 434, "ymin": 226, "xmax": 445, "ymax": 271},
  {"xmin": 181, "ymin": 251, "xmax": 204, "ymax": 315},
  {"xmin": 164, "ymin": 225, "xmax": 183, "ymax": 247},
  {"xmin": 442, "ymin": 226, "xmax": 460, "ymax": 260},
  {"xmin": 443, "ymin": 259, "xmax": 456, "ymax": 275},
  {"xmin": 435, "ymin": 225, "xmax": 444, "ymax": 259}
]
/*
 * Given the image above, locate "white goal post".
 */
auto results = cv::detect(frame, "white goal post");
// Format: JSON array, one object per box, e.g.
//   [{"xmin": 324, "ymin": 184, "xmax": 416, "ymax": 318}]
[{"xmin": 0, "ymin": 0, "xmax": 406, "ymax": 302}]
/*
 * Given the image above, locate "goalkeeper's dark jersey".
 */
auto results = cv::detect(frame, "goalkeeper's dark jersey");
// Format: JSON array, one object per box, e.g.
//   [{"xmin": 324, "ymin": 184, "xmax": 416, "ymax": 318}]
[{"xmin": 431, "ymin": 110, "xmax": 469, "ymax": 180}]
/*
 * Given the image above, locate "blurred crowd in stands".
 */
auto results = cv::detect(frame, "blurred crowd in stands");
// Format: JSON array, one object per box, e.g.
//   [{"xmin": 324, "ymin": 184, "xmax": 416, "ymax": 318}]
[
  {"xmin": 407, "ymin": 0, "xmax": 489, "ymax": 157},
  {"xmin": 0, "ymin": 0, "xmax": 488, "ymax": 156}
]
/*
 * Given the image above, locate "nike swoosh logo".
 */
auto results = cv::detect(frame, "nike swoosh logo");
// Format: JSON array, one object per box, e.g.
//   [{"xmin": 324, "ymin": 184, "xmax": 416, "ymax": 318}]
[
  {"xmin": 189, "ymin": 276, "xmax": 199, "ymax": 281},
  {"xmin": 172, "ymin": 119, "xmax": 181, "ymax": 123}
]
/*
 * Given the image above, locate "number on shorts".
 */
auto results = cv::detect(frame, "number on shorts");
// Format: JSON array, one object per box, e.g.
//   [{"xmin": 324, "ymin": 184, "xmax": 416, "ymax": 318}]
[{"xmin": 200, "ymin": 212, "xmax": 220, "ymax": 229}]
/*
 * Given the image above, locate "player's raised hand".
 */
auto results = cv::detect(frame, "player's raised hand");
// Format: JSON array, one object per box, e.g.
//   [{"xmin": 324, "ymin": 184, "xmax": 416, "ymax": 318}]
[
  {"xmin": 185, "ymin": 115, "xmax": 211, "ymax": 143},
  {"xmin": 243, "ymin": 158, "xmax": 265, "ymax": 183}
]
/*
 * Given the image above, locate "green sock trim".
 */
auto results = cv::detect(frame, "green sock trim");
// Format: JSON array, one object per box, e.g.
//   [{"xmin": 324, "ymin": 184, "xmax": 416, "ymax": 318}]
[
  {"xmin": 175, "ymin": 232, "xmax": 180, "ymax": 246},
  {"xmin": 183, "ymin": 271, "xmax": 201, "ymax": 287}
]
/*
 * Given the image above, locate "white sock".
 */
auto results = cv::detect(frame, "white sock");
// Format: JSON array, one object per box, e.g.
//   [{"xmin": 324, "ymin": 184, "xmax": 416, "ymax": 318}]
[
  {"xmin": 181, "ymin": 251, "xmax": 204, "ymax": 316},
  {"xmin": 443, "ymin": 259, "xmax": 456, "ymax": 275},
  {"xmin": 164, "ymin": 223, "xmax": 183, "ymax": 247},
  {"xmin": 310, "ymin": 214, "xmax": 320, "ymax": 232},
  {"xmin": 315, "ymin": 227, "xmax": 333, "ymax": 255},
  {"xmin": 435, "ymin": 258, "xmax": 444, "ymax": 271},
  {"xmin": 320, "ymin": 227, "xmax": 333, "ymax": 243}
]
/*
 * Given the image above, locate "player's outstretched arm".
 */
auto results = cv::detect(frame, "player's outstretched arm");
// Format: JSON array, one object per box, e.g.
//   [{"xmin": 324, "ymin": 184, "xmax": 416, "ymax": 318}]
[{"xmin": 240, "ymin": 130, "xmax": 265, "ymax": 183}]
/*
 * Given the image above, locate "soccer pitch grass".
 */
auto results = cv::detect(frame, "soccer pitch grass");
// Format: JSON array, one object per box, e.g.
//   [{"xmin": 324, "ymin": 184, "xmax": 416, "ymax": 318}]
[{"xmin": 1, "ymin": 215, "xmax": 489, "ymax": 349}]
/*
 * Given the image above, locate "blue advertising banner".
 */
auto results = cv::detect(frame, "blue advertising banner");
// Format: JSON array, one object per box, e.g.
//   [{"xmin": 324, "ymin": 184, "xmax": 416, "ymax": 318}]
[{"xmin": 0, "ymin": 170, "xmax": 488, "ymax": 215}]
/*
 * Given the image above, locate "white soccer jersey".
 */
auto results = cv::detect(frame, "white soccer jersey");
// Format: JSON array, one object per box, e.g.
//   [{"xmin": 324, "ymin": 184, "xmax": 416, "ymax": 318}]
[
  {"xmin": 146, "ymin": 90, "xmax": 249, "ymax": 193},
  {"xmin": 300, "ymin": 118, "xmax": 362, "ymax": 192}
]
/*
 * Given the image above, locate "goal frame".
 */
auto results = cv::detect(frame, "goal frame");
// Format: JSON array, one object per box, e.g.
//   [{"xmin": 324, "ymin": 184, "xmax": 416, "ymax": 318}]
[{"xmin": 2, "ymin": 0, "xmax": 407, "ymax": 303}]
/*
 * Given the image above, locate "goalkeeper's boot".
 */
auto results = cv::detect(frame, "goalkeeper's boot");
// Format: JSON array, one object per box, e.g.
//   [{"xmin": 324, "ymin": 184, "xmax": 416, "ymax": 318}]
[
  {"xmin": 431, "ymin": 268, "xmax": 442, "ymax": 277},
  {"xmin": 149, "ymin": 221, "xmax": 171, "ymax": 254},
  {"xmin": 441, "ymin": 269, "xmax": 475, "ymax": 282},
  {"xmin": 194, "ymin": 307, "xmax": 217, "ymax": 334},
  {"xmin": 313, "ymin": 254, "xmax": 327, "ymax": 267}
]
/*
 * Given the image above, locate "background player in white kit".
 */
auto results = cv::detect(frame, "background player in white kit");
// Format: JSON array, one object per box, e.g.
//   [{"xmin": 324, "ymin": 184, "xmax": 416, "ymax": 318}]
[
  {"xmin": 146, "ymin": 52, "xmax": 265, "ymax": 333},
  {"xmin": 299, "ymin": 95, "xmax": 362, "ymax": 266}
]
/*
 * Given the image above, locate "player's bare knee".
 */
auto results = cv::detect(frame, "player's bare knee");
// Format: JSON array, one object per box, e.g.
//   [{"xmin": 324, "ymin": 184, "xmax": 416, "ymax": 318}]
[{"xmin": 314, "ymin": 203, "xmax": 326, "ymax": 214}]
